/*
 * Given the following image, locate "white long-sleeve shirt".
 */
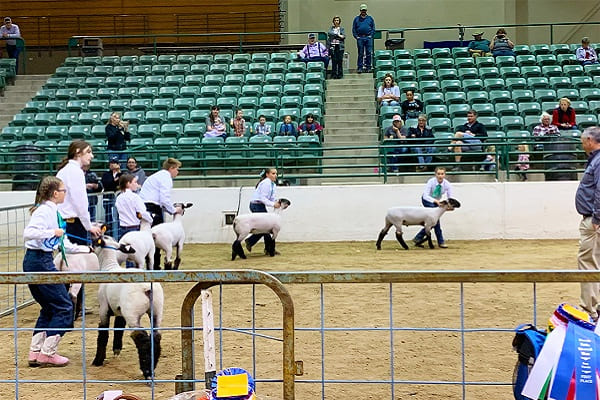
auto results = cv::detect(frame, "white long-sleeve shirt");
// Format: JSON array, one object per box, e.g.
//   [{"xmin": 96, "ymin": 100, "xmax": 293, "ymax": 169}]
[
  {"xmin": 24, "ymin": 201, "xmax": 88, "ymax": 253},
  {"xmin": 251, "ymin": 178, "xmax": 277, "ymax": 207},
  {"xmin": 116, "ymin": 189, "xmax": 153, "ymax": 227},
  {"xmin": 422, "ymin": 177, "xmax": 453, "ymax": 203},
  {"xmin": 0, "ymin": 23, "xmax": 21, "ymax": 46},
  {"xmin": 56, "ymin": 160, "xmax": 92, "ymax": 230},
  {"xmin": 139, "ymin": 169, "xmax": 176, "ymax": 214}
]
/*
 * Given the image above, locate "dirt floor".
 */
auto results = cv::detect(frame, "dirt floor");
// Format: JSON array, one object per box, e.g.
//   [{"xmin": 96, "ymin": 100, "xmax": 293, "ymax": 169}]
[{"xmin": 0, "ymin": 239, "xmax": 584, "ymax": 400}]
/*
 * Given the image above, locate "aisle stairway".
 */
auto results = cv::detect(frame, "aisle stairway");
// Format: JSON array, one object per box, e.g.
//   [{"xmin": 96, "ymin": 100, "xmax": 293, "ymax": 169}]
[
  {"xmin": 0, "ymin": 75, "xmax": 50, "ymax": 129},
  {"xmin": 319, "ymin": 73, "xmax": 381, "ymax": 184}
]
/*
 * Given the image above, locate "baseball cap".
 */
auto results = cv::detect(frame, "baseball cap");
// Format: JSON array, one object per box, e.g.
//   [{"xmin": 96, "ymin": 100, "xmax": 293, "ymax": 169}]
[
  {"xmin": 4, "ymin": 17, "xmax": 11, "ymax": 23},
  {"xmin": 472, "ymin": 31, "xmax": 484, "ymax": 36},
  {"xmin": 392, "ymin": 114, "xmax": 402, "ymax": 122},
  {"xmin": 109, "ymin": 156, "xmax": 120, "ymax": 164},
  {"xmin": 308, "ymin": 32, "xmax": 316, "ymax": 39},
  {"xmin": 360, "ymin": 4, "xmax": 367, "ymax": 10}
]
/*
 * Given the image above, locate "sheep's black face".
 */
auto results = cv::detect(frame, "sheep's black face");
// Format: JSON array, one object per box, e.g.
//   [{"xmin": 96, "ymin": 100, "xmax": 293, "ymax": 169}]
[
  {"xmin": 279, "ymin": 198, "xmax": 291, "ymax": 209},
  {"xmin": 448, "ymin": 198, "xmax": 461, "ymax": 209}
]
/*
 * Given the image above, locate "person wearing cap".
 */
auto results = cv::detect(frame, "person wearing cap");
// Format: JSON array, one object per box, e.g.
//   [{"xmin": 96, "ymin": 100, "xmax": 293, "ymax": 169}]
[
  {"xmin": 105, "ymin": 112, "xmax": 130, "ymax": 167},
  {"xmin": 576, "ymin": 37, "xmax": 598, "ymax": 65},
  {"xmin": 383, "ymin": 114, "xmax": 408, "ymax": 172},
  {"xmin": 101, "ymin": 157, "xmax": 123, "ymax": 237},
  {"xmin": 467, "ymin": 31, "xmax": 491, "ymax": 58},
  {"xmin": 327, "ymin": 15, "xmax": 346, "ymax": 79},
  {"xmin": 0, "ymin": 17, "xmax": 21, "ymax": 73},
  {"xmin": 352, "ymin": 4, "xmax": 375, "ymax": 73},
  {"xmin": 297, "ymin": 33, "xmax": 329, "ymax": 70}
]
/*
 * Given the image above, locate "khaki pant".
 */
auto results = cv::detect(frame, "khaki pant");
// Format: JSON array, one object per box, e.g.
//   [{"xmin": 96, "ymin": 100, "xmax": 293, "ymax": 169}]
[{"xmin": 579, "ymin": 216, "xmax": 600, "ymax": 319}]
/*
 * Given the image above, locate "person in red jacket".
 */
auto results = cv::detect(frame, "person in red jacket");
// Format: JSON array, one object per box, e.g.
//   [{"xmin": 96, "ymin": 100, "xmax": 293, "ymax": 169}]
[{"xmin": 552, "ymin": 97, "xmax": 577, "ymax": 131}]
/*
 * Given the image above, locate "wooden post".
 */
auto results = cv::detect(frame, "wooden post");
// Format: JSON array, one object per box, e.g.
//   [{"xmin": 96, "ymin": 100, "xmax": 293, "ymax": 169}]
[{"xmin": 201, "ymin": 289, "xmax": 216, "ymax": 389}]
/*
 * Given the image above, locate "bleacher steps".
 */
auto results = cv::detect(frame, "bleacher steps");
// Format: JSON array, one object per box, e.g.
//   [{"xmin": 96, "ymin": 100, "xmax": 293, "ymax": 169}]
[{"xmin": 0, "ymin": 75, "xmax": 50, "ymax": 129}]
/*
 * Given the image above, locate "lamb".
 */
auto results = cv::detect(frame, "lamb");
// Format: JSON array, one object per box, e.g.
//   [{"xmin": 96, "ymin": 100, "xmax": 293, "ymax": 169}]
[
  {"xmin": 375, "ymin": 198, "xmax": 461, "ymax": 250},
  {"xmin": 231, "ymin": 198, "xmax": 291, "ymax": 260},
  {"xmin": 151, "ymin": 202, "xmax": 193, "ymax": 270},
  {"xmin": 117, "ymin": 219, "xmax": 155, "ymax": 270},
  {"xmin": 53, "ymin": 251, "xmax": 99, "ymax": 318},
  {"xmin": 91, "ymin": 235, "xmax": 164, "ymax": 380}
]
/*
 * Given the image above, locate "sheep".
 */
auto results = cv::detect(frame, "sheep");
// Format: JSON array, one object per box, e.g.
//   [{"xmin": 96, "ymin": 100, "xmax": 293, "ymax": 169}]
[
  {"xmin": 375, "ymin": 198, "xmax": 461, "ymax": 250},
  {"xmin": 151, "ymin": 202, "xmax": 193, "ymax": 270},
  {"xmin": 53, "ymin": 251, "xmax": 99, "ymax": 318},
  {"xmin": 91, "ymin": 235, "xmax": 164, "ymax": 380},
  {"xmin": 117, "ymin": 219, "xmax": 155, "ymax": 270},
  {"xmin": 231, "ymin": 198, "xmax": 291, "ymax": 261}
]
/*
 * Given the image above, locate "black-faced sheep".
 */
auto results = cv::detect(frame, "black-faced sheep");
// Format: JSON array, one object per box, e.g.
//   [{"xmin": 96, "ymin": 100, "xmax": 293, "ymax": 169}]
[{"xmin": 376, "ymin": 198, "xmax": 461, "ymax": 250}]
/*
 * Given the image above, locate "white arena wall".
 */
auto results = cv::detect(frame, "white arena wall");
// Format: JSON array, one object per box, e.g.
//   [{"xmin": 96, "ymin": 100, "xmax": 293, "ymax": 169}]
[{"xmin": 0, "ymin": 181, "xmax": 581, "ymax": 242}]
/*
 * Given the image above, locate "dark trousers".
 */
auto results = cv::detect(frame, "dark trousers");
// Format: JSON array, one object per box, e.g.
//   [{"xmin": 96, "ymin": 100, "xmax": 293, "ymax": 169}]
[
  {"xmin": 103, "ymin": 194, "xmax": 116, "ymax": 238},
  {"xmin": 66, "ymin": 218, "xmax": 88, "ymax": 245},
  {"xmin": 330, "ymin": 45, "xmax": 344, "ymax": 78},
  {"xmin": 414, "ymin": 198, "xmax": 444, "ymax": 244},
  {"xmin": 245, "ymin": 202, "xmax": 268, "ymax": 247},
  {"xmin": 6, "ymin": 44, "xmax": 19, "ymax": 74},
  {"xmin": 23, "ymin": 250, "xmax": 74, "ymax": 337},
  {"xmin": 145, "ymin": 202, "xmax": 164, "ymax": 269}
]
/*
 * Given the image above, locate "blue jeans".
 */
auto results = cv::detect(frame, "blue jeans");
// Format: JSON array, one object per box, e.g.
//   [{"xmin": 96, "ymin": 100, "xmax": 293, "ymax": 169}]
[
  {"xmin": 246, "ymin": 202, "xmax": 268, "ymax": 247},
  {"xmin": 413, "ymin": 198, "xmax": 444, "ymax": 244},
  {"xmin": 6, "ymin": 44, "xmax": 19, "ymax": 74},
  {"xmin": 412, "ymin": 146, "xmax": 435, "ymax": 165},
  {"xmin": 356, "ymin": 36, "xmax": 373, "ymax": 70},
  {"xmin": 387, "ymin": 147, "xmax": 408, "ymax": 171},
  {"xmin": 23, "ymin": 250, "xmax": 74, "ymax": 337}
]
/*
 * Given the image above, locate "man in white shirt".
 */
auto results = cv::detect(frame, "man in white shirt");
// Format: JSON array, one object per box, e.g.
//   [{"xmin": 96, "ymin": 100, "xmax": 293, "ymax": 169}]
[
  {"xmin": 56, "ymin": 140, "xmax": 102, "ymax": 245},
  {"xmin": 0, "ymin": 17, "xmax": 21, "ymax": 73},
  {"xmin": 297, "ymin": 33, "xmax": 330, "ymax": 69},
  {"xmin": 140, "ymin": 157, "xmax": 181, "ymax": 269}
]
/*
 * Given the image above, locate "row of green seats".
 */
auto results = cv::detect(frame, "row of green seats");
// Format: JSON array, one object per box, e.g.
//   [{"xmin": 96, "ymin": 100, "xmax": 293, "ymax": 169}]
[
  {"xmin": 55, "ymin": 61, "xmax": 325, "ymax": 78},
  {"xmin": 62, "ymin": 53, "xmax": 298, "ymax": 67}
]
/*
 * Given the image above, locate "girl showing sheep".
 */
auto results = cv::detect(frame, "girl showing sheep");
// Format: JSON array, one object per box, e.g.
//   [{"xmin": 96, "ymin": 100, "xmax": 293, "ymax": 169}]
[{"xmin": 23, "ymin": 176, "xmax": 91, "ymax": 367}]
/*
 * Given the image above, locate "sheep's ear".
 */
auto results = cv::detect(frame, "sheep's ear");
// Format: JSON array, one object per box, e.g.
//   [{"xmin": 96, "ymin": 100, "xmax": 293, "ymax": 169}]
[
  {"xmin": 119, "ymin": 244, "xmax": 136, "ymax": 254},
  {"xmin": 449, "ymin": 198, "xmax": 461, "ymax": 208},
  {"xmin": 439, "ymin": 200, "xmax": 448, "ymax": 206},
  {"xmin": 100, "ymin": 224, "xmax": 108, "ymax": 234},
  {"xmin": 92, "ymin": 237, "xmax": 104, "ymax": 248},
  {"xmin": 184, "ymin": 203, "xmax": 193, "ymax": 208}
]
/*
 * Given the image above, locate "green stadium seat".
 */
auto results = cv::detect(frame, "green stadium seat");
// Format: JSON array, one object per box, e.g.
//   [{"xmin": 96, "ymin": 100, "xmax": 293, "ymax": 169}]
[
  {"xmin": 190, "ymin": 64, "xmax": 209, "ymax": 75},
  {"xmin": 116, "ymin": 87, "xmax": 138, "ymax": 99},
  {"xmin": 22, "ymin": 126, "xmax": 45, "ymax": 140},
  {"xmin": 229, "ymin": 63, "xmax": 249, "ymax": 74},
  {"xmin": 90, "ymin": 125, "xmax": 106, "ymax": 139},
  {"xmin": 495, "ymin": 56, "xmax": 515, "ymax": 68},
  {"xmin": 518, "ymin": 102, "xmax": 542, "ymax": 117},
  {"xmin": 584, "ymin": 64, "xmax": 600, "ymax": 76},
  {"xmin": 63, "ymin": 57, "xmax": 83, "ymax": 66},
  {"xmin": 444, "ymin": 91, "xmax": 467, "ymax": 104},
  {"xmin": 283, "ymin": 84, "xmax": 303, "ymax": 96},
  {"xmin": 34, "ymin": 112, "xmax": 57, "ymax": 126},
  {"xmin": 394, "ymin": 69, "xmax": 416, "ymax": 81},
  {"xmin": 267, "ymin": 62, "xmax": 287, "ymax": 74},
  {"xmin": 495, "ymin": 102, "xmax": 519, "ymax": 116},
  {"xmin": 513, "ymin": 45, "xmax": 531, "ymax": 55},
  {"xmin": 165, "ymin": 110, "xmax": 188, "ymax": 124},
  {"xmin": 471, "ymin": 103, "xmax": 494, "ymax": 116},
  {"xmin": 374, "ymin": 49, "xmax": 393, "ymax": 61},
  {"xmin": 124, "ymin": 76, "xmax": 144, "ymax": 87},
  {"xmin": 297, "ymin": 135, "xmax": 322, "ymax": 161},
  {"xmin": 466, "ymin": 90, "xmax": 489, "ymax": 104},
  {"xmin": 45, "ymin": 126, "xmax": 68, "ymax": 140},
  {"xmin": 165, "ymin": 75, "xmax": 185, "ymax": 87},
  {"xmin": 489, "ymin": 90, "xmax": 511, "ymax": 104},
  {"xmin": 177, "ymin": 86, "xmax": 199, "ymax": 99},
  {"xmin": 153, "ymin": 137, "xmax": 178, "ymax": 161},
  {"xmin": 500, "ymin": 66, "xmax": 521, "ymax": 79},
  {"xmin": 213, "ymin": 54, "xmax": 232, "ymax": 65},
  {"xmin": 451, "ymin": 47, "xmax": 470, "ymax": 58},
  {"xmin": 422, "ymin": 92, "xmax": 444, "ymax": 105},
  {"xmin": 247, "ymin": 53, "xmax": 267, "ymax": 64},
  {"xmin": 186, "ymin": 74, "xmax": 205, "ymax": 86},
  {"xmin": 232, "ymin": 54, "xmax": 251, "ymax": 64},
  {"xmin": 448, "ymin": 104, "xmax": 470, "ymax": 118},
  {"xmin": 95, "ymin": 88, "xmax": 116, "ymax": 100},
  {"xmin": 159, "ymin": 123, "xmax": 183, "ymax": 137},
  {"xmin": 588, "ymin": 100, "xmax": 600, "ymax": 113},
  {"xmin": 548, "ymin": 76, "xmax": 571, "ymax": 90},
  {"xmin": 137, "ymin": 87, "xmax": 157, "ymax": 99},
  {"xmin": 419, "ymin": 80, "xmax": 440, "ymax": 93},
  {"xmin": 138, "ymin": 55, "xmax": 157, "ymax": 65},
  {"xmin": 415, "ymin": 58, "xmax": 434, "ymax": 70},
  {"xmin": 301, "ymin": 108, "xmax": 322, "ymax": 121},
  {"xmin": 78, "ymin": 112, "xmax": 102, "ymax": 125},
  {"xmin": 305, "ymin": 72, "xmax": 324, "ymax": 84},
  {"xmin": 100, "ymin": 56, "xmax": 120, "ymax": 66},
  {"xmin": 216, "ymin": 97, "xmax": 238, "ymax": 111},
  {"xmin": 302, "ymin": 95, "xmax": 323, "ymax": 109},
  {"xmin": 395, "ymin": 59, "xmax": 415, "ymax": 70},
  {"xmin": 428, "ymin": 118, "xmax": 452, "ymax": 133},
  {"xmin": 425, "ymin": 105, "xmax": 448, "ymax": 118},
  {"xmin": 521, "ymin": 66, "xmax": 542, "ymax": 78},
  {"xmin": 440, "ymin": 79, "xmax": 462, "ymax": 93},
  {"xmin": 524, "ymin": 115, "xmax": 542, "ymax": 130},
  {"xmin": 479, "ymin": 67, "xmax": 500, "ymax": 80},
  {"xmin": 82, "ymin": 56, "xmax": 102, "ymax": 66},
  {"xmin": 306, "ymin": 61, "xmax": 325, "ymax": 74},
  {"xmin": 65, "ymin": 77, "xmax": 86, "ymax": 88},
  {"xmin": 570, "ymin": 76, "xmax": 593, "ymax": 89},
  {"xmin": 516, "ymin": 55, "xmax": 536, "ymax": 67},
  {"xmin": 131, "ymin": 98, "xmax": 152, "ymax": 111},
  {"xmin": 123, "ymin": 111, "xmax": 145, "ymax": 124},
  {"xmin": 74, "ymin": 88, "xmax": 96, "ymax": 100},
  {"xmin": 145, "ymin": 75, "xmax": 165, "ymax": 87},
  {"xmin": 451, "ymin": 117, "xmax": 468, "ymax": 130},
  {"xmin": 563, "ymin": 64, "xmax": 584, "ymax": 77},
  {"xmin": 195, "ymin": 54, "xmax": 213, "ymax": 64},
  {"xmin": 34, "ymin": 89, "xmax": 56, "ymax": 101},
  {"xmin": 150, "ymin": 64, "xmax": 169, "ymax": 75},
  {"xmin": 283, "ymin": 73, "xmax": 303, "ymax": 85},
  {"xmin": 529, "ymin": 44, "xmax": 550, "ymax": 56},
  {"xmin": 159, "ymin": 86, "xmax": 180, "ymax": 98},
  {"xmin": 411, "ymin": 48, "xmax": 431, "ymax": 59},
  {"xmin": 108, "ymin": 99, "xmax": 130, "ymax": 112},
  {"xmin": 55, "ymin": 112, "xmax": 79, "ymax": 125},
  {"xmin": 580, "ymin": 88, "xmax": 600, "ymax": 102},
  {"xmin": 171, "ymin": 64, "xmax": 190, "ymax": 75},
  {"xmin": 74, "ymin": 66, "xmax": 94, "ymax": 77},
  {"xmin": 556, "ymin": 88, "xmax": 579, "ymax": 100},
  {"xmin": 183, "ymin": 123, "xmax": 206, "ymax": 137},
  {"xmin": 461, "ymin": 78, "xmax": 483, "ymax": 92},
  {"xmin": 44, "ymin": 100, "xmax": 67, "ymax": 113},
  {"xmin": 542, "ymin": 65, "xmax": 563, "ymax": 77},
  {"xmin": 527, "ymin": 77, "xmax": 549, "ymax": 90},
  {"xmin": 248, "ymin": 134, "xmax": 273, "ymax": 162},
  {"xmin": 416, "ymin": 69, "xmax": 437, "ymax": 81},
  {"xmin": 190, "ymin": 110, "xmax": 210, "ymax": 123},
  {"xmin": 484, "ymin": 78, "xmax": 505, "ymax": 91},
  {"xmin": 475, "ymin": 56, "xmax": 495, "ymax": 68},
  {"xmin": 222, "ymin": 74, "xmax": 243, "ymax": 86},
  {"xmin": 45, "ymin": 78, "xmax": 66, "ymax": 89},
  {"xmin": 23, "ymin": 101, "xmax": 46, "ymax": 113},
  {"xmin": 34, "ymin": 139, "xmax": 58, "ymax": 152},
  {"xmin": 174, "ymin": 98, "xmax": 195, "ymax": 111},
  {"xmin": 202, "ymin": 74, "xmax": 223, "ymax": 86},
  {"xmin": 265, "ymin": 73, "xmax": 284, "ymax": 85},
  {"xmin": 119, "ymin": 55, "xmax": 138, "ymax": 66},
  {"xmin": 534, "ymin": 89, "xmax": 557, "ymax": 103},
  {"xmin": 550, "ymin": 44, "xmax": 571, "ymax": 55},
  {"xmin": 200, "ymin": 86, "xmax": 220, "ymax": 99},
  {"xmin": 55, "ymin": 66, "xmax": 74, "ymax": 77},
  {"xmin": 570, "ymin": 100, "xmax": 588, "ymax": 114},
  {"xmin": 137, "ymin": 124, "xmax": 160, "ymax": 138},
  {"xmin": 303, "ymin": 83, "xmax": 324, "ymax": 97},
  {"xmin": 578, "ymin": 114, "xmax": 598, "ymax": 129},
  {"xmin": 176, "ymin": 137, "xmax": 201, "ymax": 165},
  {"xmin": 256, "ymin": 108, "xmax": 278, "ymax": 122},
  {"xmin": 431, "ymin": 48, "xmax": 451, "ymax": 59},
  {"xmin": 278, "ymin": 107, "xmax": 300, "ymax": 121},
  {"xmin": 505, "ymin": 130, "xmax": 529, "ymax": 138},
  {"xmin": 93, "ymin": 66, "xmax": 113, "ymax": 77},
  {"xmin": 68, "ymin": 125, "xmax": 91, "ymax": 139},
  {"xmin": 541, "ymin": 101, "xmax": 558, "ymax": 113},
  {"xmin": 556, "ymin": 54, "xmax": 576, "ymax": 66},
  {"xmin": 238, "ymin": 96, "xmax": 259, "ymax": 111},
  {"xmin": 458, "ymin": 68, "xmax": 479, "ymax": 80},
  {"xmin": 500, "ymin": 116, "xmax": 525, "ymax": 131},
  {"xmin": 375, "ymin": 59, "xmax": 394, "ymax": 73},
  {"xmin": 503, "ymin": 77, "xmax": 526, "ymax": 91},
  {"xmin": 392, "ymin": 49, "xmax": 411, "ymax": 60},
  {"xmin": 194, "ymin": 98, "xmax": 214, "ymax": 111},
  {"xmin": 146, "ymin": 110, "xmax": 167, "ymax": 124},
  {"xmin": 437, "ymin": 68, "xmax": 458, "ymax": 81},
  {"xmin": 259, "ymin": 96, "xmax": 280, "ymax": 109},
  {"xmin": 200, "ymin": 136, "xmax": 225, "ymax": 163},
  {"xmin": 1, "ymin": 126, "xmax": 22, "ymax": 140}
]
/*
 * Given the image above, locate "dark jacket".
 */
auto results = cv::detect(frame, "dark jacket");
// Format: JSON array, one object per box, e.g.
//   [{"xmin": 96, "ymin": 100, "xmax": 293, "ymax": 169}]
[
  {"xmin": 457, "ymin": 121, "xmax": 488, "ymax": 140},
  {"xmin": 400, "ymin": 99, "xmax": 424, "ymax": 121},
  {"xmin": 408, "ymin": 126, "xmax": 435, "ymax": 145},
  {"xmin": 105, "ymin": 124, "xmax": 131, "ymax": 151},
  {"xmin": 85, "ymin": 170, "xmax": 103, "ymax": 206},
  {"xmin": 101, "ymin": 170, "xmax": 122, "ymax": 194}
]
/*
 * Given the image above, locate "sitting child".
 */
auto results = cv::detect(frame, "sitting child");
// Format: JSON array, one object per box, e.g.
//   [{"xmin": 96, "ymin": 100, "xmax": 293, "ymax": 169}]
[
  {"xmin": 253, "ymin": 115, "xmax": 271, "ymax": 136},
  {"xmin": 480, "ymin": 145, "xmax": 497, "ymax": 171},
  {"xmin": 298, "ymin": 113, "xmax": 323, "ymax": 138},
  {"xmin": 515, "ymin": 144, "xmax": 530, "ymax": 181},
  {"xmin": 278, "ymin": 115, "xmax": 297, "ymax": 137}
]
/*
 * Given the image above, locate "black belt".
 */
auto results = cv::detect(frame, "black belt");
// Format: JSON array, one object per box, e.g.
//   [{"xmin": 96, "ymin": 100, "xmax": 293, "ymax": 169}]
[
  {"xmin": 26, "ymin": 248, "xmax": 52, "ymax": 253},
  {"xmin": 583, "ymin": 214, "xmax": 592, "ymax": 218},
  {"xmin": 65, "ymin": 217, "xmax": 79, "ymax": 223},
  {"xmin": 121, "ymin": 225, "xmax": 140, "ymax": 229}
]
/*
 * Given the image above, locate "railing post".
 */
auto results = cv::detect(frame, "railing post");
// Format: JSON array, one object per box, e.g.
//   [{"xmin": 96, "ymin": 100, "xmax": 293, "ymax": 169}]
[{"xmin": 549, "ymin": 24, "xmax": 554, "ymax": 44}]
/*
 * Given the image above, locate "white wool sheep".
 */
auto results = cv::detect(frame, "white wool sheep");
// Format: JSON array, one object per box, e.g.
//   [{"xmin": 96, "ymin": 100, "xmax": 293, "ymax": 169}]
[
  {"xmin": 375, "ymin": 198, "xmax": 461, "ymax": 250},
  {"xmin": 53, "ymin": 251, "xmax": 98, "ymax": 301},
  {"xmin": 231, "ymin": 198, "xmax": 291, "ymax": 260},
  {"xmin": 91, "ymin": 236, "xmax": 164, "ymax": 380},
  {"xmin": 151, "ymin": 203, "xmax": 193, "ymax": 270},
  {"xmin": 117, "ymin": 219, "xmax": 155, "ymax": 270}
]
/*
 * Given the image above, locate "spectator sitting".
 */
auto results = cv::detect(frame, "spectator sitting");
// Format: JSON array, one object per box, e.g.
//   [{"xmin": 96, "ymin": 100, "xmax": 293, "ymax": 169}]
[
  {"xmin": 377, "ymin": 73, "xmax": 400, "ymax": 106},
  {"xmin": 383, "ymin": 114, "xmax": 408, "ymax": 172},
  {"xmin": 480, "ymin": 146, "xmax": 497, "ymax": 172},
  {"xmin": 230, "ymin": 108, "xmax": 249, "ymax": 137},
  {"xmin": 449, "ymin": 109, "xmax": 488, "ymax": 171},
  {"xmin": 576, "ymin": 36, "xmax": 598, "ymax": 65},
  {"xmin": 489, "ymin": 28, "xmax": 515, "ymax": 57},
  {"xmin": 514, "ymin": 144, "xmax": 530, "ymax": 181},
  {"xmin": 407, "ymin": 114, "xmax": 435, "ymax": 172},
  {"xmin": 533, "ymin": 111, "xmax": 560, "ymax": 150},
  {"xmin": 468, "ymin": 31, "xmax": 491, "ymax": 58},
  {"xmin": 125, "ymin": 156, "xmax": 146, "ymax": 188},
  {"xmin": 204, "ymin": 105, "xmax": 227, "ymax": 139},
  {"xmin": 253, "ymin": 115, "xmax": 272, "ymax": 136},
  {"xmin": 400, "ymin": 90, "xmax": 424, "ymax": 121},
  {"xmin": 552, "ymin": 97, "xmax": 577, "ymax": 131},
  {"xmin": 297, "ymin": 33, "xmax": 330, "ymax": 70},
  {"xmin": 278, "ymin": 115, "xmax": 297, "ymax": 137},
  {"xmin": 298, "ymin": 113, "xmax": 323, "ymax": 139}
]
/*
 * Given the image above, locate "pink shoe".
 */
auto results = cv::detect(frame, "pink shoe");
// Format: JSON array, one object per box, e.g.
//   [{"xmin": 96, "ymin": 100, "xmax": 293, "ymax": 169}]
[
  {"xmin": 37, "ymin": 352, "xmax": 70, "ymax": 367},
  {"xmin": 28, "ymin": 351, "xmax": 40, "ymax": 367}
]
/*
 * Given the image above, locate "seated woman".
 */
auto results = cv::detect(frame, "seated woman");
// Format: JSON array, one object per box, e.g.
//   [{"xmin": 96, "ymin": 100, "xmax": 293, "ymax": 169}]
[
  {"xmin": 400, "ymin": 90, "xmax": 424, "ymax": 121},
  {"xmin": 576, "ymin": 36, "xmax": 598, "ymax": 66},
  {"xmin": 298, "ymin": 113, "xmax": 323, "ymax": 139},
  {"xmin": 552, "ymin": 97, "xmax": 577, "ymax": 131},
  {"xmin": 253, "ymin": 115, "xmax": 272, "ymax": 136},
  {"xmin": 278, "ymin": 115, "xmax": 297, "ymax": 137},
  {"xmin": 297, "ymin": 33, "xmax": 330, "ymax": 69},
  {"xmin": 489, "ymin": 28, "xmax": 515, "ymax": 57},
  {"xmin": 204, "ymin": 105, "xmax": 227, "ymax": 139},
  {"xmin": 377, "ymin": 73, "xmax": 400, "ymax": 106},
  {"xmin": 407, "ymin": 114, "xmax": 435, "ymax": 172},
  {"xmin": 532, "ymin": 111, "xmax": 560, "ymax": 150}
]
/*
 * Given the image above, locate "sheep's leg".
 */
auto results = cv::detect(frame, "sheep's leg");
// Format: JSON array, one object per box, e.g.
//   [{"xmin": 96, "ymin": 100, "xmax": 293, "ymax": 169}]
[
  {"xmin": 74, "ymin": 286, "xmax": 84, "ymax": 320},
  {"xmin": 131, "ymin": 330, "xmax": 154, "ymax": 380},
  {"xmin": 92, "ymin": 318, "xmax": 110, "ymax": 366},
  {"xmin": 264, "ymin": 235, "xmax": 276, "ymax": 257},
  {"xmin": 112, "ymin": 316, "xmax": 126, "ymax": 356},
  {"xmin": 152, "ymin": 331, "xmax": 162, "ymax": 368},
  {"xmin": 173, "ymin": 241, "xmax": 183, "ymax": 270},
  {"xmin": 163, "ymin": 245, "xmax": 173, "ymax": 270},
  {"xmin": 395, "ymin": 232, "xmax": 409, "ymax": 250},
  {"xmin": 376, "ymin": 221, "xmax": 393, "ymax": 250},
  {"xmin": 425, "ymin": 229, "xmax": 435, "ymax": 249},
  {"xmin": 231, "ymin": 240, "xmax": 246, "ymax": 260}
]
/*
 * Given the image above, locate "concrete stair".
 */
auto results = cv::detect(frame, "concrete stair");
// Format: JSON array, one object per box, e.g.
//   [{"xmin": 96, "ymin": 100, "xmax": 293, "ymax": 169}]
[
  {"xmin": 320, "ymin": 73, "xmax": 381, "ymax": 184},
  {"xmin": 0, "ymin": 75, "xmax": 50, "ymax": 129}
]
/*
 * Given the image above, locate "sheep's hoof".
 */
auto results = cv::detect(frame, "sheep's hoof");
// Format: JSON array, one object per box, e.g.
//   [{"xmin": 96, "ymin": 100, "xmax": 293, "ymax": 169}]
[
  {"xmin": 113, "ymin": 350, "xmax": 121, "ymax": 356},
  {"xmin": 173, "ymin": 258, "xmax": 181, "ymax": 270},
  {"xmin": 164, "ymin": 262, "xmax": 172, "ymax": 270},
  {"xmin": 91, "ymin": 358, "xmax": 104, "ymax": 366},
  {"xmin": 376, "ymin": 243, "xmax": 381, "ymax": 250}
]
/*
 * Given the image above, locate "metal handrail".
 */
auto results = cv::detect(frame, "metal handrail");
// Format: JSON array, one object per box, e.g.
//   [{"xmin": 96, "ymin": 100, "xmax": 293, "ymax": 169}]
[{"xmin": 0, "ymin": 37, "xmax": 26, "ymax": 74}]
